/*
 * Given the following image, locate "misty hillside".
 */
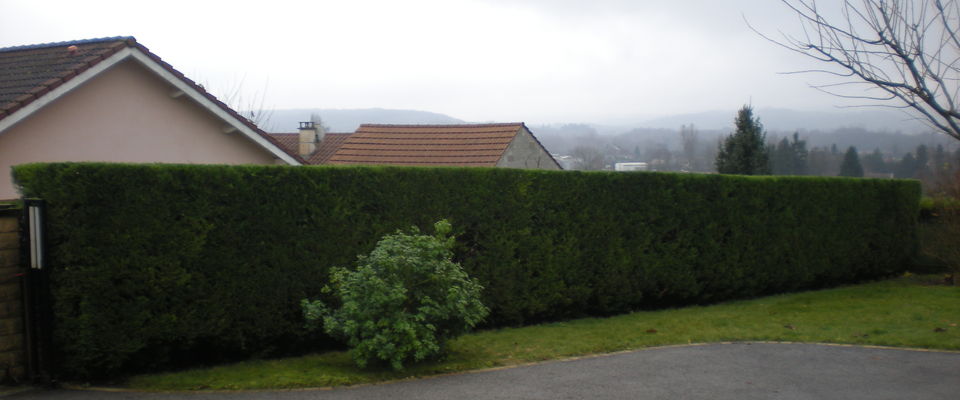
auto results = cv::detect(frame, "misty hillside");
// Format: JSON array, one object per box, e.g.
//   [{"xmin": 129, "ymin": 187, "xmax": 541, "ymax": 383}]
[
  {"xmin": 255, "ymin": 107, "xmax": 955, "ymax": 158},
  {"xmin": 531, "ymin": 123, "xmax": 956, "ymax": 158},
  {"xmin": 260, "ymin": 107, "xmax": 933, "ymax": 136},
  {"xmin": 262, "ymin": 108, "xmax": 464, "ymax": 132},
  {"xmin": 638, "ymin": 108, "xmax": 929, "ymax": 134}
]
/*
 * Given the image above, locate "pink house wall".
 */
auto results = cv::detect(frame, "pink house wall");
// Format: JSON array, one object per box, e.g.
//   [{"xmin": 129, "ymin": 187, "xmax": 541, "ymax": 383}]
[{"xmin": 0, "ymin": 59, "xmax": 279, "ymax": 199}]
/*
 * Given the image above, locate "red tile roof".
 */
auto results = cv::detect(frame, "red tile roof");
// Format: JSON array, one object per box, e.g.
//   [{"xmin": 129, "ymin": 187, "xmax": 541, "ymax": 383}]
[
  {"xmin": 327, "ymin": 123, "xmax": 526, "ymax": 166},
  {"xmin": 269, "ymin": 133, "xmax": 299, "ymax": 154},
  {"xmin": 0, "ymin": 37, "xmax": 131, "ymax": 118},
  {"xmin": 269, "ymin": 133, "xmax": 352, "ymax": 164},
  {"xmin": 0, "ymin": 37, "xmax": 305, "ymax": 164}
]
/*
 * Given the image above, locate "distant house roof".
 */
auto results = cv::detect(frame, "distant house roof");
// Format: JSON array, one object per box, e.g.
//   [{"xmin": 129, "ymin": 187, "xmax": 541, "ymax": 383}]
[
  {"xmin": 269, "ymin": 132, "xmax": 352, "ymax": 164},
  {"xmin": 0, "ymin": 36, "xmax": 303, "ymax": 165},
  {"xmin": 326, "ymin": 123, "xmax": 530, "ymax": 167}
]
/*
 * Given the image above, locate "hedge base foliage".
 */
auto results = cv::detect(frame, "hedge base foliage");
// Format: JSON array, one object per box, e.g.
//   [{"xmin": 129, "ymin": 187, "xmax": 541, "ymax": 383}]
[{"xmin": 13, "ymin": 163, "xmax": 919, "ymax": 379}]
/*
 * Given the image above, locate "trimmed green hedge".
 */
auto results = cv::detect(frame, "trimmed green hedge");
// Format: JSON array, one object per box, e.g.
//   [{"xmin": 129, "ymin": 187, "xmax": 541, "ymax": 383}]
[{"xmin": 13, "ymin": 163, "xmax": 919, "ymax": 379}]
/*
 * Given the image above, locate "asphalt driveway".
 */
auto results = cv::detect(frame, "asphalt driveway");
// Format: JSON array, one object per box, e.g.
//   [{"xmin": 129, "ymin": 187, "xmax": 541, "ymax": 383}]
[{"xmin": 7, "ymin": 343, "xmax": 960, "ymax": 399}]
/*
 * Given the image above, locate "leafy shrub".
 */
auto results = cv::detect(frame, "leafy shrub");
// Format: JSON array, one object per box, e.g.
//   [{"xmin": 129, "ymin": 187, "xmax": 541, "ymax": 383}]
[
  {"xmin": 302, "ymin": 220, "xmax": 488, "ymax": 370},
  {"xmin": 920, "ymin": 195, "xmax": 960, "ymax": 221}
]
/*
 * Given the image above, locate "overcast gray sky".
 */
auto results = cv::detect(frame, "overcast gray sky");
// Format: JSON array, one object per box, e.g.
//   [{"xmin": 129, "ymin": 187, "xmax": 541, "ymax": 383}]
[{"xmin": 1, "ymin": 0, "xmax": 864, "ymax": 124}]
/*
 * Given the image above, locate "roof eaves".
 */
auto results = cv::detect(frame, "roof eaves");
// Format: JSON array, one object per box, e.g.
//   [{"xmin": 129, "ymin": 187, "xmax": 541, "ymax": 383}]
[
  {"xmin": 0, "ymin": 45, "xmax": 135, "ymax": 133},
  {"xmin": 0, "ymin": 36, "xmax": 136, "ymax": 53},
  {"xmin": 0, "ymin": 39, "xmax": 133, "ymax": 124}
]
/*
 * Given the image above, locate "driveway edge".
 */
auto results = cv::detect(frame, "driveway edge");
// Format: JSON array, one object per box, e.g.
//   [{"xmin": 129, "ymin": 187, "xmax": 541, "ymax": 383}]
[{"xmin": 56, "ymin": 341, "xmax": 960, "ymax": 394}]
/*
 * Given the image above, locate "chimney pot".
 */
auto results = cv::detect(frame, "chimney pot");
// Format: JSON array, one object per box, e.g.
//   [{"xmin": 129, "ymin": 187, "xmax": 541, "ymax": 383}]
[{"xmin": 298, "ymin": 121, "xmax": 324, "ymax": 157}]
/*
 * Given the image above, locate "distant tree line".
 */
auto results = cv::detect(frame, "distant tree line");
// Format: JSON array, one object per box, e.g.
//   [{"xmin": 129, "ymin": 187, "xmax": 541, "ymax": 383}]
[
  {"xmin": 541, "ymin": 110, "xmax": 959, "ymax": 189},
  {"xmin": 769, "ymin": 132, "xmax": 807, "ymax": 175},
  {"xmin": 712, "ymin": 105, "xmax": 960, "ymax": 194}
]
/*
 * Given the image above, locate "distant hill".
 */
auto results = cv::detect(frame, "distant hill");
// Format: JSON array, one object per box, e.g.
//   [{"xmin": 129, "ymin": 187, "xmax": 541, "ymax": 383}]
[
  {"xmin": 530, "ymin": 119, "xmax": 955, "ymax": 157},
  {"xmin": 261, "ymin": 108, "xmax": 464, "ymax": 132},
  {"xmin": 259, "ymin": 107, "xmax": 932, "ymax": 136},
  {"xmin": 255, "ymin": 107, "xmax": 954, "ymax": 157},
  {"xmin": 799, "ymin": 128, "xmax": 953, "ymax": 155},
  {"xmin": 638, "ymin": 108, "xmax": 930, "ymax": 134}
]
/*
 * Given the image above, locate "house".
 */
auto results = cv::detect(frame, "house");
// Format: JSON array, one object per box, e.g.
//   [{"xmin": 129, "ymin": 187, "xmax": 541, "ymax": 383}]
[
  {"xmin": 271, "ymin": 122, "xmax": 561, "ymax": 169},
  {"xmin": 0, "ymin": 37, "xmax": 302, "ymax": 199},
  {"xmin": 614, "ymin": 162, "xmax": 648, "ymax": 172}
]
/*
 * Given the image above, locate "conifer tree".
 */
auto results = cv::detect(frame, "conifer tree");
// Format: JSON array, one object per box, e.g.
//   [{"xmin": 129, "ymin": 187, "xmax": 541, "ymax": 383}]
[
  {"xmin": 790, "ymin": 132, "xmax": 809, "ymax": 175},
  {"xmin": 770, "ymin": 132, "xmax": 808, "ymax": 175},
  {"xmin": 839, "ymin": 146, "xmax": 864, "ymax": 177},
  {"xmin": 716, "ymin": 105, "xmax": 770, "ymax": 175},
  {"xmin": 915, "ymin": 144, "xmax": 930, "ymax": 179},
  {"xmin": 861, "ymin": 148, "xmax": 888, "ymax": 174},
  {"xmin": 895, "ymin": 153, "xmax": 919, "ymax": 178}
]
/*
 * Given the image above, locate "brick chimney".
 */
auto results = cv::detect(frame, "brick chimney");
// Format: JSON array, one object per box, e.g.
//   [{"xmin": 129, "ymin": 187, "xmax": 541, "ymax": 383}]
[{"xmin": 298, "ymin": 121, "xmax": 325, "ymax": 156}]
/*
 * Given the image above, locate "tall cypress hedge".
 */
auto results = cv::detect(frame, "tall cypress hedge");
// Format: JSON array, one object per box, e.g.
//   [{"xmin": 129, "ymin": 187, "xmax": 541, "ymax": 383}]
[{"xmin": 13, "ymin": 163, "xmax": 919, "ymax": 378}]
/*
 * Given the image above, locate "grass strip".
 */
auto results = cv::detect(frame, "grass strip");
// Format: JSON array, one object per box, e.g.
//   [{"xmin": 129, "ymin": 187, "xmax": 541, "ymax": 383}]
[{"xmin": 125, "ymin": 274, "xmax": 959, "ymax": 391}]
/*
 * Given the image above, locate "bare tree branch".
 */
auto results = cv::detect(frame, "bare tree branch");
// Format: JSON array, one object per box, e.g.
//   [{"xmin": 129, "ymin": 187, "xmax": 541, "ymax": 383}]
[
  {"xmin": 753, "ymin": 0, "xmax": 960, "ymax": 141},
  {"xmin": 204, "ymin": 75, "xmax": 275, "ymax": 129}
]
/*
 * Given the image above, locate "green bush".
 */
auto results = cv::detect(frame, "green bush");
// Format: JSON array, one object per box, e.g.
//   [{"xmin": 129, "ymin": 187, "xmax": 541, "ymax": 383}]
[
  {"xmin": 302, "ymin": 220, "xmax": 488, "ymax": 370},
  {"xmin": 11, "ymin": 163, "xmax": 920, "ymax": 379},
  {"xmin": 920, "ymin": 196, "xmax": 960, "ymax": 221}
]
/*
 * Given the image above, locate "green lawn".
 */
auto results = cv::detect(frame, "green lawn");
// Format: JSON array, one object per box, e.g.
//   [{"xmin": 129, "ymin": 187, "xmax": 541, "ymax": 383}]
[{"xmin": 125, "ymin": 273, "xmax": 959, "ymax": 391}]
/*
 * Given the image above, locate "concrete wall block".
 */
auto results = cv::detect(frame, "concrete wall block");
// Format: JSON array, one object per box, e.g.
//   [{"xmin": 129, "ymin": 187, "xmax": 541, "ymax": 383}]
[
  {"xmin": 0, "ymin": 318, "xmax": 21, "ymax": 336},
  {"xmin": 3, "ymin": 365, "xmax": 24, "ymax": 382},
  {"xmin": 0, "ymin": 218, "xmax": 17, "ymax": 233},
  {"xmin": 0, "ymin": 334, "xmax": 22, "ymax": 353},
  {"xmin": 0, "ymin": 299, "xmax": 21, "ymax": 319},
  {"xmin": 0, "ymin": 350, "xmax": 23, "ymax": 369},
  {"xmin": 0, "ymin": 250, "xmax": 18, "ymax": 268},
  {"xmin": 0, "ymin": 216, "xmax": 23, "ymax": 383},
  {"xmin": 0, "ymin": 233, "xmax": 17, "ymax": 251},
  {"xmin": 0, "ymin": 267, "xmax": 22, "ymax": 278},
  {"xmin": 0, "ymin": 283, "xmax": 20, "ymax": 302}
]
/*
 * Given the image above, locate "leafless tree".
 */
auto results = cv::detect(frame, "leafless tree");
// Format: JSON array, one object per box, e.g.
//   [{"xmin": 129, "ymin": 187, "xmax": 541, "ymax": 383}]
[
  {"xmin": 753, "ymin": 0, "xmax": 960, "ymax": 141},
  {"xmin": 571, "ymin": 145, "xmax": 607, "ymax": 170},
  {"xmin": 680, "ymin": 124, "xmax": 699, "ymax": 170},
  {"xmin": 204, "ymin": 75, "xmax": 275, "ymax": 128},
  {"xmin": 309, "ymin": 112, "xmax": 331, "ymax": 133}
]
